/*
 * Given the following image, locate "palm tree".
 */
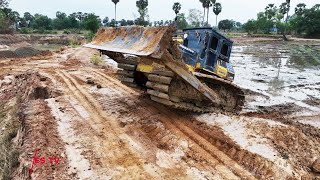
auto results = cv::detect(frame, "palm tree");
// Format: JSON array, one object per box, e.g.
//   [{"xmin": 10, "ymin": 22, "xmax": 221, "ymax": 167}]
[
  {"xmin": 172, "ymin": 2, "xmax": 181, "ymax": 21},
  {"xmin": 207, "ymin": 0, "xmax": 216, "ymax": 26},
  {"xmin": 283, "ymin": 0, "xmax": 291, "ymax": 41},
  {"xmin": 200, "ymin": 0, "xmax": 215, "ymax": 26},
  {"xmin": 213, "ymin": 2, "xmax": 221, "ymax": 27},
  {"xmin": 112, "ymin": 0, "xmax": 119, "ymax": 23},
  {"xmin": 199, "ymin": 0, "xmax": 206, "ymax": 26}
]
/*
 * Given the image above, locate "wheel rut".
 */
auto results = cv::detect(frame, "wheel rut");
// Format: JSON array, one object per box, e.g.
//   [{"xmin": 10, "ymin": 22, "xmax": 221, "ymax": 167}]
[
  {"xmin": 86, "ymin": 68, "xmax": 259, "ymax": 179},
  {"xmin": 54, "ymin": 70, "xmax": 151, "ymax": 178}
]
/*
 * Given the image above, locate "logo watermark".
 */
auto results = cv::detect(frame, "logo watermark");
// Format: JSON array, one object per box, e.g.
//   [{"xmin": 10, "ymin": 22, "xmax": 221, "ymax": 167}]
[{"xmin": 29, "ymin": 149, "xmax": 62, "ymax": 175}]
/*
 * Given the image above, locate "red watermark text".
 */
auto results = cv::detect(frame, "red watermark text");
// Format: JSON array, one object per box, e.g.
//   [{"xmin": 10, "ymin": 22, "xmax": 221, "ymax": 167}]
[{"xmin": 29, "ymin": 150, "xmax": 62, "ymax": 175}]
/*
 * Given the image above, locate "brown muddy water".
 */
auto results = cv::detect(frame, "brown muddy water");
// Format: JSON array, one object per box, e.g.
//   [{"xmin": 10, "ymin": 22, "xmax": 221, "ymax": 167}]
[{"xmin": 231, "ymin": 41, "xmax": 320, "ymax": 115}]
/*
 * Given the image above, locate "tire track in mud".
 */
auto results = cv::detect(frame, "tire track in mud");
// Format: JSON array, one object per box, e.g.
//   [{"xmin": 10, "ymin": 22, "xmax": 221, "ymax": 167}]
[
  {"xmin": 88, "ymin": 68, "xmax": 257, "ymax": 180},
  {"xmin": 54, "ymin": 70, "xmax": 152, "ymax": 178}
]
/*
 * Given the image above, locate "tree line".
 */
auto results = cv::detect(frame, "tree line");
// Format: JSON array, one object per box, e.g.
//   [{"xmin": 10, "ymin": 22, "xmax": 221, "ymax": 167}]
[
  {"xmin": 0, "ymin": 0, "xmax": 223, "ymax": 34},
  {"xmin": 243, "ymin": 2, "xmax": 320, "ymax": 38},
  {"xmin": 2, "ymin": 0, "xmax": 319, "ymax": 38}
]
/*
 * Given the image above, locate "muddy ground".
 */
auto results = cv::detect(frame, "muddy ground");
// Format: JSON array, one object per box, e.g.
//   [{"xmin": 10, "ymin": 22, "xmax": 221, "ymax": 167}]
[{"xmin": 0, "ymin": 35, "xmax": 319, "ymax": 179}]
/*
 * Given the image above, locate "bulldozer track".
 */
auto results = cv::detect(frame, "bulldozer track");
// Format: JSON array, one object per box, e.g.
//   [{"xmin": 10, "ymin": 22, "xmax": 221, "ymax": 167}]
[
  {"xmin": 114, "ymin": 58, "xmax": 244, "ymax": 113},
  {"xmin": 195, "ymin": 72, "xmax": 245, "ymax": 112},
  {"xmin": 117, "ymin": 64, "xmax": 137, "ymax": 88},
  {"xmin": 53, "ymin": 70, "xmax": 150, "ymax": 177},
  {"xmin": 85, "ymin": 68, "xmax": 263, "ymax": 179},
  {"xmin": 145, "ymin": 69, "xmax": 219, "ymax": 113}
]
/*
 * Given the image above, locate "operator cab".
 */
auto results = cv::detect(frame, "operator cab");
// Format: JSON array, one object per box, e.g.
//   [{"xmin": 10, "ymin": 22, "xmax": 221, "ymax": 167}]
[{"xmin": 179, "ymin": 27, "xmax": 235, "ymax": 81}]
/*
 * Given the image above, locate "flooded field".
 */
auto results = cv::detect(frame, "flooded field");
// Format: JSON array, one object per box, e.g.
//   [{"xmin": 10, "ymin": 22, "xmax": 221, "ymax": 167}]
[{"xmin": 232, "ymin": 41, "xmax": 320, "ymax": 115}]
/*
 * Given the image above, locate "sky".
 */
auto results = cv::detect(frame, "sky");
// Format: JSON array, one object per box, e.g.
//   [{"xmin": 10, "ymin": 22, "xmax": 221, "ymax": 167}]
[{"xmin": 9, "ymin": 0, "xmax": 319, "ymax": 24}]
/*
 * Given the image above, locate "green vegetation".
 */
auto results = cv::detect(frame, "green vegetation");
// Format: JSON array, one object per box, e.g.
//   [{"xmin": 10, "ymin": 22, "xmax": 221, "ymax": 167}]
[
  {"xmin": 172, "ymin": 2, "xmax": 181, "ymax": 21},
  {"xmin": 212, "ymin": 2, "xmax": 222, "ymax": 27},
  {"xmin": 1, "ymin": 0, "xmax": 102, "ymax": 34},
  {"xmin": 0, "ymin": 96, "xmax": 22, "ymax": 180},
  {"xmin": 135, "ymin": 0, "xmax": 149, "ymax": 26},
  {"xmin": 1, "ymin": 0, "xmax": 319, "ymax": 38},
  {"xmin": 90, "ymin": 54, "xmax": 104, "ymax": 65},
  {"xmin": 218, "ymin": 19, "xmax": 234, "ymax": 32},
  {"xmin": 85, "ymin": 31, "xmax": 96, "ymax": 41},
  {"xmin": 243, "ymin": 2, "xmax": 320, "ymax": 38}
]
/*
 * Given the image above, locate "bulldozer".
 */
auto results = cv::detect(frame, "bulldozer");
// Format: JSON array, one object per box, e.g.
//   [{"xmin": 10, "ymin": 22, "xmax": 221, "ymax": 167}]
[{"xmin": 84, "ymin": 26, "xmax": 244, "ymax": 113}]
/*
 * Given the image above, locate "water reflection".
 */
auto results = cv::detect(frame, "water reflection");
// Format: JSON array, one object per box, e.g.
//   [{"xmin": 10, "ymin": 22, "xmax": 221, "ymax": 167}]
[
  {"xmin": 231, "ymin": 41, "xmax": 320, "ymax": 111},
  {"xmin": 238, "ymin": 42, "xmax": 320, "ymax": 70}
]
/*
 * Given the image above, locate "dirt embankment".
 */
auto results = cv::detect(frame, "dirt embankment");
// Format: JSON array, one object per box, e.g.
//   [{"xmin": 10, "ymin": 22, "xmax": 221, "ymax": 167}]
[
  {"xmin": 0, "ymin": 34, "xmax": 85, "ymax": 46},
  {"xmin": 0, "ymin": 71, "xmax": 69, "ymax": 179},
  {"xmin": 0, "ymin": 34, "xmax": 86, "ymax": 59},
  {"xmin": 0, "ymin": 47, "xmax": 52, "ymax": 59}
]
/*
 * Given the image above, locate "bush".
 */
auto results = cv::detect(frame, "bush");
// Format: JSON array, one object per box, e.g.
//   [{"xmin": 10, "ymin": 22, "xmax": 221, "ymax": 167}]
[
  {"xmin": 63, "ymin": 30, "xmax": 71, "ymax": 34},
  {"xmin": 68, "ymin": 37, "xmax": 81, "ymax": 48},
  {"xmin": 90, "ymin": 54, "xmax": 103, "ymax": 65},
  {"xmin": 19, "ymin": 27, "xmax": 31, "ymax": 34},
  {"xmin": 85, "ymin": 31, "xmax": 95, "ymax": 41}
]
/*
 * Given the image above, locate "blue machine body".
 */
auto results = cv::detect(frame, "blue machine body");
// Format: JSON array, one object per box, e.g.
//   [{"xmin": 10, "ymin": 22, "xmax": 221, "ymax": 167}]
[{"xmin": 180, "ymin": 27, "xmax": 233, "ymax": 73}]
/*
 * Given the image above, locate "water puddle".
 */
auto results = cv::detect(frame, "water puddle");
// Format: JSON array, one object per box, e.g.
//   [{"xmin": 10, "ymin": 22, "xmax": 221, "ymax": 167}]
[{"xmin": 231, "ymin": 41, "xmax": 320, "ymax": 113}]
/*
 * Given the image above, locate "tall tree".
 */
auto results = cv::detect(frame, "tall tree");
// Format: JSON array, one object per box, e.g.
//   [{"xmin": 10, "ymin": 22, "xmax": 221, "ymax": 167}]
[
  {"xmin": 56, "ymin": 11, "xmax": 67, "ymax": 19},
  {"xmin": 265, "ymin": 4, "xmax": 277, "ymax": 21},
  {"xmin": 176, "ymin": 13, "xmax": 189, "ymax": 29},
  {"xmin": 22, "ymin": 12, "xmax": 33, "ymax": 28},
  {"xmin": 103, "ymin": 16, "xmax": 109, "ymax": 26},
  {"xmin": 33, "ymin": 14, "xmax": 52, "ymax": 30},
  {"xmin": 187, "ymin": 9, "xmax": 202, "ymax": 28},
  {"xmin": 111, "ymin": 0, "xmax": 119, "ymax": 23},
  {"xmin": 0, "ymin": 0, "xmax": 8, "ymax": 8},
  {"xmin": 136, "ymin": 0, "xmax": 148, "ymax": 26},
  {"xmin": 295, "ymin": 3, "xmax": 306, "ymax": 16},
  {"xmin": 282, "ymin": 0, "xmax": 290, "ymax": 40},
  {"xmin": 199, "ymin": 0, "xmax": 206, "ymax": 26},
  {"xmin": 218, "ymin": 19, "xmax": 234, "ymax": 32},
  {"xmin": 172, "ymin": 2, "xmax": 181, "ymax": 21},
  {"xmin": 212, "ymin": 2, "xmax": 221, "ymax": 27},
  {"xmin": 208, "ymin": 0, "xmax": 216, "ymax": 26},
  {"xmin": 83, "ymin": 13, "xmax": 101, "ymax": 32},
  {"xmin": 280, "ymin": 0, "xmax": 290, "ymax": 40},
  {"xmin": 199, "ymin": 0, "xmax": 214, "ymax": 26}
]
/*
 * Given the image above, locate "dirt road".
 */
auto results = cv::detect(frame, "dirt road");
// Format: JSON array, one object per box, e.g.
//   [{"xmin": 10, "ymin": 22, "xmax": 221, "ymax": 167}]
[{"xmin": 0, "ymin": 40, "xmax": 319, "ymax": 179}]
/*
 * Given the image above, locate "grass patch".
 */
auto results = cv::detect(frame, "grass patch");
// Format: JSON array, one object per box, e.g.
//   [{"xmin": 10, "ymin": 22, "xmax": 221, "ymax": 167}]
[
  {"xmin": 90, "ymin": 54, "xmax": 103, "ymax": 65},
  {"xmin": 85, "ymin": 31, "xmax": 96, "ymax": 42},
  {"xmin": 0, "ymin": 96, "xmax": 23, "ymax": 179}
]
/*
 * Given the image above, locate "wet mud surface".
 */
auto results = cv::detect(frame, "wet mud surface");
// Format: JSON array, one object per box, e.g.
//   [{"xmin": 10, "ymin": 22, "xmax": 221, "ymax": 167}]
[
  {"xmin": 232, "ymin": 41, "xmax": 320, "ymax": 116},
  {"xmin": 0, "ymin": 37, "xmax": 319, "ymax": 179}
]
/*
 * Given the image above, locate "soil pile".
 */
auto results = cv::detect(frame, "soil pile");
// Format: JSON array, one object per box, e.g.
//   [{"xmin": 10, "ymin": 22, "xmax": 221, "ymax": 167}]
[
  {"xmin": 0, "ymin": 34, "xmax": 85, "ymax": 46},
  {"xmin": 14, "ymin": 47, "xmax": 40, "ymax": 57},
  {"xmin": 0, "ymin": 50, "xmax": 16, "ymax": 58},
  {"xmin": 0, "ymin": 47, "xmax": 53, "ymax": 59}
]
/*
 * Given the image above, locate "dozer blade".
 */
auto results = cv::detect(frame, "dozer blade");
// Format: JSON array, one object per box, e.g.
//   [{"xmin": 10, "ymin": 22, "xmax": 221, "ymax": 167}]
[
  {"xmin": 84, "ymin": 26, "xmax": 173, "ymax": 58},
  {"xmin": 84, "ymin": 26, "xmax": 223, "ymax": 109}
]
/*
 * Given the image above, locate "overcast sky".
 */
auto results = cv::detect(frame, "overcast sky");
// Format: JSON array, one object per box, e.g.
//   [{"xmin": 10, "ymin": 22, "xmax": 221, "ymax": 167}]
[{"xmin": 9, "ymin": 0, "xmax": 319, "ymax": 23}]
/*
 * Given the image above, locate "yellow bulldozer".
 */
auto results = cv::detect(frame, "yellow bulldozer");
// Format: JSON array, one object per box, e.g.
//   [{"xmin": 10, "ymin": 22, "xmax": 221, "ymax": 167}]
[{"xmin": 84, "ymin": 26, "xmax": 244, "ymax": 113}]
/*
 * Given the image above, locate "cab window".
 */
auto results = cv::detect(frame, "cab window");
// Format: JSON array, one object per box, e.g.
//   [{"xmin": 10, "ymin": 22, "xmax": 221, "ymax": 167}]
[
  {"xmin": 221, "ymin": 43, "xmax": 229, "ymax": 56},
  {"xmin": 210, "ymin": 36, "xmax": 219, "ymax": 50}
]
